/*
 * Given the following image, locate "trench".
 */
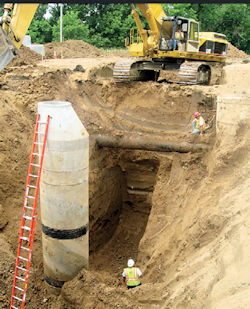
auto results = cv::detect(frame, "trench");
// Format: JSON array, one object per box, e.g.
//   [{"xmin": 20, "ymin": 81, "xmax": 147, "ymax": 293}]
[
  {"xmin": 76, "ymin": 78, "xmax": 217, "ymax": 282},
  {"xmin": 0, "ymin": 67, "xmax": 220, "ymax": 308},
  {"xmin": 89, "ymin": 148, "xmax": 160, "ymax": 278}
]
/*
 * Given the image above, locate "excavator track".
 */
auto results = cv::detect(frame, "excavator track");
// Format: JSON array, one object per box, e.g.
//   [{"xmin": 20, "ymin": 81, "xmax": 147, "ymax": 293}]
[
  {"xmin": 113, "ymin": 59, "xmax": 158, "ymax": 82},
  {"xmin": 178, "ymin": 61, "xmax": 211, "ymax": 85},
  {"xmin": 113, "ymin": 59, "xmax": 139, "ymax": 82}
]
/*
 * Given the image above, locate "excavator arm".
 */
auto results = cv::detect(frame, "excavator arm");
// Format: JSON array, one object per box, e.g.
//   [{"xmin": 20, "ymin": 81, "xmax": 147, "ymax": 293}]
[
  {"xmin": 132, "ymin": 4, "xmax": 170, "ymax": 53},
  {"xmin": 0, "ymin": 3, "xmax": 38, "ymax": 71},
  {"xmin": 136, "ymin": 3, "xmax": 168, "ymax": 39}
]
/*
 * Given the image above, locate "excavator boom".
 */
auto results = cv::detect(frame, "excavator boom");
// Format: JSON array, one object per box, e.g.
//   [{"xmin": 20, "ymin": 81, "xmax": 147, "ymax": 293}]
[{"xmin": 0, "ymin": 3, "xmax": 38, "ymax": 70}]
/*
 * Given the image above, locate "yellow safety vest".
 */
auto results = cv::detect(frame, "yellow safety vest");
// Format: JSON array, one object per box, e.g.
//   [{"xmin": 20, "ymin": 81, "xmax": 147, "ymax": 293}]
[
  {"xmin": 196, "ymin": 116, "xmax": 206, "ymax": 130},
  {"xmin": 124, "ymin": 267, "xmax": 141, "ymax": 286},
  {"xmin": 175, "ymin": 32, "xmax": 183, "ymax": 40}
]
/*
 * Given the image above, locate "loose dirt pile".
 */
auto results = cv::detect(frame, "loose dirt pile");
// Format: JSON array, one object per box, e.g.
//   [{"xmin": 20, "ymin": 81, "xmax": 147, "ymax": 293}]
[
  {"xmin": 227, "ymin": 42, "xmax": 249, "ymax": 59},
  {"xmin": 2, "ymin": 46, "xmax": 42, "ymax": 71},
  {"xmin": 0, "ymin": 39, "xmax": 249, "ymax": 309},
  {"xmin": 45, "ymin": 39, "xmax": 104, "ymax": 59}
]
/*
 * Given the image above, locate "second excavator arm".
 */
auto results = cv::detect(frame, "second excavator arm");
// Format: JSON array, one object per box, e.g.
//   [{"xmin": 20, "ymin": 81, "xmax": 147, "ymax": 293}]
[{"xmin": 0, "ymin": 3, "xmax": 38, "ymax": 71}]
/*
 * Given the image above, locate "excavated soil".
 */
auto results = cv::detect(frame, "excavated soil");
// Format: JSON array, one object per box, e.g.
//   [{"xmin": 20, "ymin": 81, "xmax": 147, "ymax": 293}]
[
  {"xmin": 45, "ymin": 40, "xmax": 105, "ymax": 59},
  {"xmin": 0, "ymin": 40, "xmax": 249, "ymax": 309}
]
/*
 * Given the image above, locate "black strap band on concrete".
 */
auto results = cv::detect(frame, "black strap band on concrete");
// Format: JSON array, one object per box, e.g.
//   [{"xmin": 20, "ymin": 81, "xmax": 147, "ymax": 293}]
[
  {"xmin": 44, "ymin": 274, "xmax": 65, "ymax": 288},
  {"xmin": 42, "ymin": 223, "xmax": 89, "ymax": 239}
]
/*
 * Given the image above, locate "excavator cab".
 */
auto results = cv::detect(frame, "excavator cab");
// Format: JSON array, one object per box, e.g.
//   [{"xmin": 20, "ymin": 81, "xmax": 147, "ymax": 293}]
[{"xmin": 159, "ymin": 17, "xmax": 199, "ymax": 53}]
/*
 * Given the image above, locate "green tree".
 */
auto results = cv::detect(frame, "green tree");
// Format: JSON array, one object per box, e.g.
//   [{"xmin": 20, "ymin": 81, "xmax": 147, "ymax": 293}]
[
  {"xmin": 33, "ymin": 4, "xmax": 48, "ymax": 20},
  {"xmin": 190, "ymin": 4, "xmax": 221, "ymax": 31},
  {"xmin": 88, "ymin": 4, "xmax": 136, "ymax": 48},
  {"xmin": 191, "ymin": 3, "xmax": 249, "ymax": 53},
  {"xmin": 216, "ymin": 4, "xmax": 250, "ymax": 53},
  {"xmin": 28, "ymin": 4, "xmax": 52, "ymax": 43},
  {"xmin": 52, "ymin": 10, "xmax": 90, "ymax": 42},
  {"xmin": 48, "ymin": 3, "xmax": 72, "ymax": 26},
  {"xmin": 162, "ymin": 3, "xmax": 197, "ymax": 19},
  {"xmin": 28, "ymin": 19, "xmax": 52, "ymax": 43},
  {"xmin": 66, "ymin": 4, "xmax": 135, "ymax": 48}
]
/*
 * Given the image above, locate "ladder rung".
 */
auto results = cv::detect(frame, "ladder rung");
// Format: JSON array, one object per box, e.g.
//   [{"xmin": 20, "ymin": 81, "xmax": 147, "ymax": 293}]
[
  {"xmin": 28, "ymin": 174, "xmax": 38, "ymax": 178},
  {"xmin": 35, "ymin": 131, "xmax": 45, "ymax": 134},
  {"xmin": 11, "ymin": 306, "xmax": 19, "ymax": 309},
  {"xmin": 34, "ymin": 142, "xmax": 43, "ymax": 145},
  {"xmin": 27, "ymin": 184, "xmax": 37, "ymax": 188},
  {"xmin": 20, "ymin": 246, "xmax": 29, "ymax": 251},
  {"xmin": 32, "ymin": 152, "xmax": 41, "ymax": 156},
  {"xmin": 14, "ymin": 286, "xmax": 24, "ymax": 292},
  {"xmin": 20, "ymin": 237, "xmax": 30, "ymax": 241},
  {"xmin": 18, "ymin": 256, "xmax": 28, "ymax": 262},
  {"xmin": 27, "ymin": 195, "xmax": 35, "ymax": 199},
  {"xmin": 23, "ymin": 215, "xmax": 34, "ymax": 220},
  {"xmin": 21, "ymin": 226, "xmax": 31, "ymax": 231},
  {"xmin": 17, "ymin": 266, "xmax": 27, "ymax": 272},
  {"xmin": 13, "ymin": 296, "xmax": 23, "ymax": 302},
  {"xmin": 30, "ymin": 164, "xmax": 39, "ymax": 167},
  {"xmin": 16, "ymin": 276, "xmax": 25, "ymax": 282},
  {"xmin": 25, "ymin": 206, "xmax": 34, "ymax": 210}
]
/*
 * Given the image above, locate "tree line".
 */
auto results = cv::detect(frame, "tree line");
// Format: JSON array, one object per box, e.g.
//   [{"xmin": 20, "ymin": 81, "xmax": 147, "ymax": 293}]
[{"xmin": 1, "ymin": 3, "xmax": 249, "ymax": 54}]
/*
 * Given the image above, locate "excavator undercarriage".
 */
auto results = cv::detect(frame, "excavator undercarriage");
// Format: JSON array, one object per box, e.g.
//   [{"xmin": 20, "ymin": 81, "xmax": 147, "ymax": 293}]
[
  {"xmin": 113, "ymin": 58, "xmax": 221, "ymax": 85},
  {"xmin": 113, "ymin": 59, "xmax": 160, "ymax": 82}
]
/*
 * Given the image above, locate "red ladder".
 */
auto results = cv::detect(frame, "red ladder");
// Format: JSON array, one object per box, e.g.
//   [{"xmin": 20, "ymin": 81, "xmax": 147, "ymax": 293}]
[{"xmin": 10, "ymin": 113, "xmax": 50, "ymax": 309}]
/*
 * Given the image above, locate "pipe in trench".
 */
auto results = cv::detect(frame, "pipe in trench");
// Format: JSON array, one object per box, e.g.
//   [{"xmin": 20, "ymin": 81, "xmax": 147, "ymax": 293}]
[{"xmin": 94, "ymin": 134, "xmax": 212, "ymax": 153}]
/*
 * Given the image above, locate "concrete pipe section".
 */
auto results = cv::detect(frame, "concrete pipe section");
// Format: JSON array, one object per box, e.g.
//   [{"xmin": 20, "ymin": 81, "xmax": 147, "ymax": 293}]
[{"xmin": 38, "ymin": 101, "xmax": 89, "ymax": 293}]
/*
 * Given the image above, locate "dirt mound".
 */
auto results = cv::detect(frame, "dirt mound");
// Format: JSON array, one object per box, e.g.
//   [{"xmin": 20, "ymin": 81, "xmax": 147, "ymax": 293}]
[
  {"xmin": 45, "ymin": 40, "xmax": 104, "ymax": 59},
  {"xmin": 4, "ymin": 45, "xmax": 42, "ymax": 69},
  {"xmin": 227, "ymin": 42, "xmax": 249, "ymax": 59}
]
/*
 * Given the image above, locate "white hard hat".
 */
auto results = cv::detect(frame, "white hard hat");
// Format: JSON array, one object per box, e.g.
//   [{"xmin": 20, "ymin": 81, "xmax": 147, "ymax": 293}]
[{"xmin": 127, "ymin": 259, "xmax": 135, "ymax": 267}]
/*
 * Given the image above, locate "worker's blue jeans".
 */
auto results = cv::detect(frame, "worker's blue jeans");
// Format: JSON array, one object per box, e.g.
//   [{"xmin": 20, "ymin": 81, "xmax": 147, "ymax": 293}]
[{"xmin": 169, "ymin": 39, "xmax": 179, "ymax": 50}]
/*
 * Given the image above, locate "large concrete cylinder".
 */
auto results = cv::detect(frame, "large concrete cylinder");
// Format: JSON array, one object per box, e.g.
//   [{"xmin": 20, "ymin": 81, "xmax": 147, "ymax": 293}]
[{"xmin": 38, "ymin": 101, "xmax": 89, "ymax": 293}]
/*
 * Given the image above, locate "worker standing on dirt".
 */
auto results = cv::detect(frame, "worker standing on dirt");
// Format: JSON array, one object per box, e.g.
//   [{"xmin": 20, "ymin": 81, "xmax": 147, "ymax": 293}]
[
  {"xmin": 122, "ymin": 259, "xmax": 142, "ymax": 289},
  {"xmin": 192, "ymin": 112, "xmax": 207, "ymax": 136}
]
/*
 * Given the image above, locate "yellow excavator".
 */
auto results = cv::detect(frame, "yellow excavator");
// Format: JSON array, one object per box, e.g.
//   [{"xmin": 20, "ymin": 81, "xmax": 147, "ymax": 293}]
[
  {"xmin": 113, "ymin": 3, "xmax": 228, "ymax": 84},
  {"xmin": 0, "ymin": 3, "xmax": 38, "ymax": 71},
  {"xmin": 0, "ymin": 3, "xmax": 228, "ymax": 85}
]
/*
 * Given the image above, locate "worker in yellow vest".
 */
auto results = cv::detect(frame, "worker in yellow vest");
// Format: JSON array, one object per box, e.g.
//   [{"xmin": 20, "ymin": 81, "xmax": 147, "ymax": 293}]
[
  {"xmin": 175, "ymin": 27, "xmax": 184, "ymax": 50},
  {"xmin": 192, "ymin": 112, "xmax": 207, "ymax": 135},
  {"xmin": 175, "ymin": 28, "xmax": 184, "ymax": 40},
  {"xmin": 122, "ymin": 259, "xmax": 142, "ymax": 289}
]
